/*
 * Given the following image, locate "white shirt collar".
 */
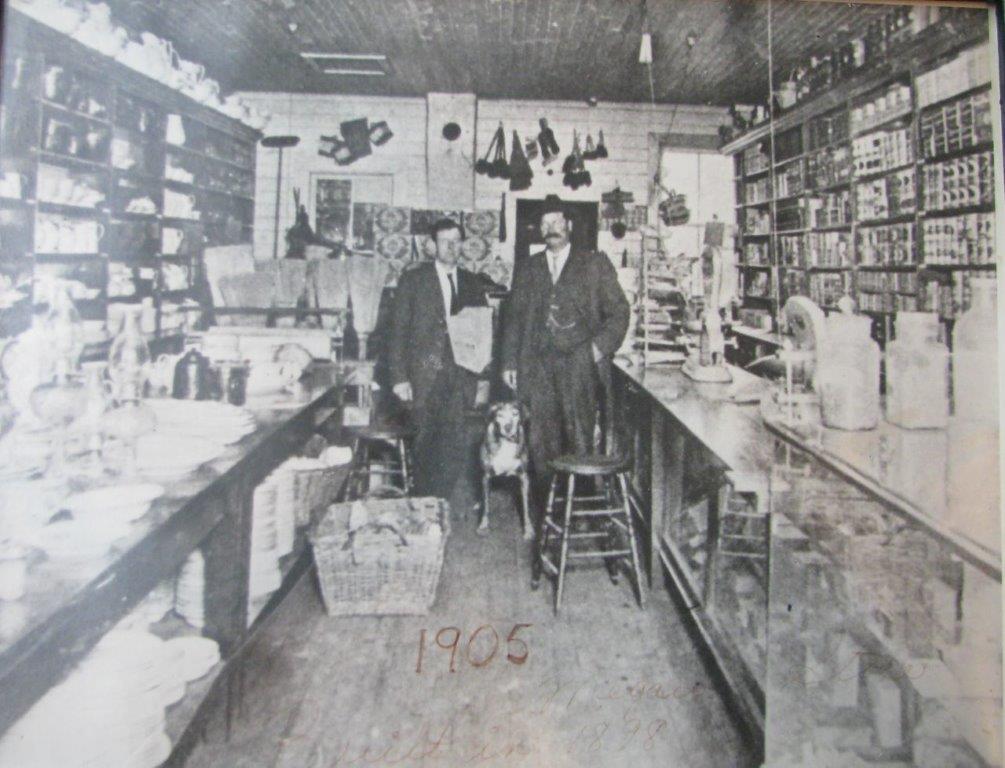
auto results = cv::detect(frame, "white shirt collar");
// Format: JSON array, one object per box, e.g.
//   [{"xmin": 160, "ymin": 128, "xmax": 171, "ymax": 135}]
[
  {"xmin": 545, "ymin": 243, "xmax": 571, "ymax": 280},
  {"xmin": 433, "ymin": 260, "xmax": 458, "ymax": 313},
  {"xmin": 434, "ymin": 260, "xmax": 457, "ymax": 280}
]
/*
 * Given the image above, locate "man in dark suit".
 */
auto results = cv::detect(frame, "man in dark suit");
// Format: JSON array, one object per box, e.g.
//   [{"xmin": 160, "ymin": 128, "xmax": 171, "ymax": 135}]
[
  {"xmin": 501, "ymin": 196, "xmax": 630, "ymax": 475},
  {"xmin": 389, "ymin": 218, "xmax": 487, "ymax": 497}
]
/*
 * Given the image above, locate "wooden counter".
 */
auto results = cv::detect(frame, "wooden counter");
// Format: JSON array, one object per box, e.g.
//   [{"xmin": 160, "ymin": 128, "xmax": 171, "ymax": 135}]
[
  {"xmin": 0, "ymin": 364, "xmax": 345, "ymax": 757},
  {"xmin": 611, "ymin": 358, "xmax": 1002, "ymax": 766}
]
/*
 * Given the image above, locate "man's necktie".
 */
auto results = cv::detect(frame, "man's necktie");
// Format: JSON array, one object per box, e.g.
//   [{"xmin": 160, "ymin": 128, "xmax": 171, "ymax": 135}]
[{"xmin": 448, "ymin": 272, "xmax": 460, "ymax": 315}]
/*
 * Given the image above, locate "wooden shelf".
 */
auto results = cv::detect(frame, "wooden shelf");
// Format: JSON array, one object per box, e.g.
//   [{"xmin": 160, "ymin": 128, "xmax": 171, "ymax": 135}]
[
  {"xmin": 720, "ymin": 22, "xmax": 988, "ymax": 155},
  {"xmin": 920, "ymin": 141, "xmax": 994, "ymax": 164},
  {"xmin": 36, "ymin": 200, "xmax": 106, "ymax": 217},
  {"xmin": 40, "ymin": 98, "xmax": 111, "ymax": 126},
  {"xmin": 853, "ymin": 160, "xmax": 915, "ymax": 182},
  {"xmin": 850, "ymin": 104, "xmax": 914, "ymax": 137},
  {"xmin": 921, "ymin": 203, "xmax": 994, "ymax": 218},
  {"xmin": 0, "ymin": 369, "xmax": 344, "ymax": 740},
  {"xmin": 35, "ymin": 150, "xmax": 109, "ymax": 173},
  {"xmin": 165, "ymin": 143, "xmax": 254, "ymax": 174},
  {"xmin": 918, "ymin": 81, "xmax": 992, "ymax": 114},
  {"xmin": 856, "ymin": 263, "xmax": 919, "ymax": 271},
  {"xmin": 921, "ymin": 262, "xmax": 997, "ymax": 271},
  {"xmin": 807, "ymin": 180, "xmax": 852, "ymax": 193},
  {"xmin": 856, "ymin": 212, "xmax": 917, "ymax": 227}
]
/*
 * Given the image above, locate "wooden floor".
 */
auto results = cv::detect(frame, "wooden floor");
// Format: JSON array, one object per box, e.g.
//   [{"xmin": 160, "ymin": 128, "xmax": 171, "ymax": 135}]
[{"xmin": 185, "ymin": 477, "xmax": 757, "ymax": 768}]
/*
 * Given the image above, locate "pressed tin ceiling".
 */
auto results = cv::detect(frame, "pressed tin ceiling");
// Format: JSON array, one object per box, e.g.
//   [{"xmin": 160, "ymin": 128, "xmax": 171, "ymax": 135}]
[{"xmin": 106, "ymin": 0, "xmax": 987, "ymax": 104}]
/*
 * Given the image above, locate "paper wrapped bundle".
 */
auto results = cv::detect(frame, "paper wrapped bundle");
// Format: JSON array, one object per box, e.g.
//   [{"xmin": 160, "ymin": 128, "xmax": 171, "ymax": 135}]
[
  {"xmin": 447, "ymin": 306, "xmax": 493, "ymax": 373},
  {"xmin": 346, "ymin": 256, "xmax": 390, "ymax": 338},
  {"xmin": 310, "ymin": 259, "xmax": 350, "ymax": 330},
  {"xmin": 218, "ymin": 273, "xmax": 275, "ymax": 327},
  {"xmin": 203, "ymin": 244, "xmax": 256, "ymax": 307},
  {"xmin": 258, "ymin": 260, "xmax": 308, "ymax": 308}
]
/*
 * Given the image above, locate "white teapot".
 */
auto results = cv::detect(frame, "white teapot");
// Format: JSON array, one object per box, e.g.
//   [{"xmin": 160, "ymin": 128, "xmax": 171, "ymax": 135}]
[
  {"xmin": 77, "ymin": 3, "xmax": 121, "ymax": 55},
  {"xmin": 139, "ymin": 32, "xmax": 173, "ymax": 81}
]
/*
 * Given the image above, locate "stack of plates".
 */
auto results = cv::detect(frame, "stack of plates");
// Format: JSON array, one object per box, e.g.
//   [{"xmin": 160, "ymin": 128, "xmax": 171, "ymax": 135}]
[
  {"xmin": 163, "ymin": 636, "xmax": 220, "ymax": 682},
  {"xmin": 146, "ymin": 400, "xmax": 256, "ymax": 446},
  {"xmin": 64, "ymin": 484, "xmax": 164, "ymax": 526},
  {"xmin": 248, "ymin": 476, "xmax": 285, "ymax": 602},
  {"xmin": 27, "ymin": 517, "xmax": 128, "ymax": 561},
  {"xmin": 175, "ymin": 551, "xmax": 205, "ymax": 629},
  {"xmin": 271, "ymin": 468, "xmax": 298, "ymax": 550},
  {"xmin": 135, "ymin": 435, "xmax": 223, "ymax": 482},
  {"xmin": 0, "ymin": 630, "xmax": 175, "ymax": 768}
]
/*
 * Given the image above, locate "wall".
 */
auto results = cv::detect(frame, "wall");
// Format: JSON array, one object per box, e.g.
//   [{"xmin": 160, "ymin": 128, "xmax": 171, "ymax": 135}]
[
  {"xmin": 475, "ymin": 99, "xmax": 728, "ymax": 264},
  {"xmin": 238, "ymin": 92, "xmax": 429, "ymax": 260},
  {"xmin": 239, "ymin": 91, "xmax": 729, "ymax": 266}
]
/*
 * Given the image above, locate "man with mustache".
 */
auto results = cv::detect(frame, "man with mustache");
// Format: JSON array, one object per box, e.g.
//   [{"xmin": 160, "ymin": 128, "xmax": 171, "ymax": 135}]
[{"xmin": 501, "ymin": 195, "xmax": 630, "ymax": 488}]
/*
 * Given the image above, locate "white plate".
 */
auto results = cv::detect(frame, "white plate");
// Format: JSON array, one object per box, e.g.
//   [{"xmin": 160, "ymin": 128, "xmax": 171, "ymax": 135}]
[
  {"xmin": 29, "ymin": 520, "xmax": 127, "ymax": 559},
  {"xmin": 64, "ymin": 484, "xmax": 164, "ymax": 522},
  {"xmin": 135, "ymin": 435, "xmax": 222, "ymax": 470}
]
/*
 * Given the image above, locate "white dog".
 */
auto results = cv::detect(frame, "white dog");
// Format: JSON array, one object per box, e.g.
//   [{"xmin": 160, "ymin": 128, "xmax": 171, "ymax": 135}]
[{"xmin": 478, "ymin": 402, "xmax": 532, "ymax": 540}]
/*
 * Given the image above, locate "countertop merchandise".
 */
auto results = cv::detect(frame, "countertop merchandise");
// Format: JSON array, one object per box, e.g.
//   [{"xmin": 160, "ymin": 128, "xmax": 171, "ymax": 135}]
[
  {"xmin": 612, "ymin": 359, "xmax": 1001, "ymax": 766},
  {"xmin": 0, "ymin": 362, "xmax": 342, "ymax": 750}
]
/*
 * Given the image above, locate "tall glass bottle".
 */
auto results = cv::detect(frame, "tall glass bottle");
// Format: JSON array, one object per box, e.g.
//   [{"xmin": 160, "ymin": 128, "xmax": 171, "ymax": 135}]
[
  {"xmin": 952, "ymin": 278, "xmax": 998, "ymax": 423},
  {"xmin": 818, "ymin": 313, "xmax": 880, "ymax": 430},
  {"xmin": 108, "ymin": 304, "xmax": 151, "ymax": 402},
  {"xmin": 885, "ymin": 312, "xmax": 949, "ymax": 429}
]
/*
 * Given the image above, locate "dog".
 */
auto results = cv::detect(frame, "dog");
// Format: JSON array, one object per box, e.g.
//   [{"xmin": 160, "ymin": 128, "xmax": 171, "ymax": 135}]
[{"xmin": 478, "ymin": 401, "xmax": 533, "ymax": 540}]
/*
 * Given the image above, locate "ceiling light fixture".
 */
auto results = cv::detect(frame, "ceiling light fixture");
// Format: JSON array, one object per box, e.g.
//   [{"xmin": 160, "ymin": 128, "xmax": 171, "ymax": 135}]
[
  {"xmin": 321, "ymin": 69, "xmax": 386, "ymax": 76},
  {"xmin": 638, "ymin": 0, "xmax": 653, "ymax": 64},
  {"xmin": 301, "ymin": 52, "xmax": 387, "ymax": 61},
  {"xmin": 639, "ymin": 33, "xmax": 653, "ymax": 64}
]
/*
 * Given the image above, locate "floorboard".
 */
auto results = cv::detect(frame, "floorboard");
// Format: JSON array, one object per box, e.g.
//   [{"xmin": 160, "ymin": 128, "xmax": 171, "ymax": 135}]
[{"xmin": 184, "ymin": 462, "xmax": 758, "ymax": 768}]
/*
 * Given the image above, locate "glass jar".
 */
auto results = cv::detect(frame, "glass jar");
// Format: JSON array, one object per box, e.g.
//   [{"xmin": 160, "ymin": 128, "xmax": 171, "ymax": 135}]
[
  {"xmin": 817, "ymin": 313, "xmax": 880, "ymax": 430},
  {"xmin": 44, "ymin": 279, "xmax": 83, "ymax": 374},
  {"xmin": 952, "ymin": 277, "xmax": 998, "ymax": 423},
  {"xmin": 885, "ymin": 312, "xmax": 949, "ymax": 429},
  {"xmin": 108, "ymin": 305, "xmax": 151, "ymax": 402}
]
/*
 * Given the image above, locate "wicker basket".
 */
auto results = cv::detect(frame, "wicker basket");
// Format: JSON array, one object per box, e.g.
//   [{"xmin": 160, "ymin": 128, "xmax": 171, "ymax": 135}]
[{"xmin": 310, "ymin": 497, "xmax": 450, "ymax": 616}]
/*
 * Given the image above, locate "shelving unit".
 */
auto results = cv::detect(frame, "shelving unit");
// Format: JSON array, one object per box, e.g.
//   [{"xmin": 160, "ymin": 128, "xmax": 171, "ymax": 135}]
[
  {"xmin": 0, "ymin": 10, "xmax": 260, "ymax": 345},
  {"xmin": 635, "ymin": 231, "xmax": 687, "ymax": 360},
  {"xmin": 725, "ymin": 19, "xmax": 993, "ymax": 343}
]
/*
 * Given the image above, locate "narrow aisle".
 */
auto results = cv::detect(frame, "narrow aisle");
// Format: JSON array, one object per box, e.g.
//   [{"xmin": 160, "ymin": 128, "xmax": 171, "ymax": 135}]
[{"xmin": 185, "ymin": 480, "xmax": 757, "ymax": 768}]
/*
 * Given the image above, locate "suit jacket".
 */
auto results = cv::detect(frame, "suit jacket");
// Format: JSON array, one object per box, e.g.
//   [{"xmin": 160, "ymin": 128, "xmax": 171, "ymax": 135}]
[
  {"xmin": 501, "ymin": 247, "xmax": 630, "ymax": 380},
  {"xmin": 388, "ymin": 261, "xmax": 487, "ymax": 413}
]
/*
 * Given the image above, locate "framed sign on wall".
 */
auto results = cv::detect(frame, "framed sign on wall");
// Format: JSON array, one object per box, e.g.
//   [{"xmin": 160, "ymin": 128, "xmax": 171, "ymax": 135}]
[{"xmin": 308, "ymin": 174, "xmax": 394, "ymax": 253}]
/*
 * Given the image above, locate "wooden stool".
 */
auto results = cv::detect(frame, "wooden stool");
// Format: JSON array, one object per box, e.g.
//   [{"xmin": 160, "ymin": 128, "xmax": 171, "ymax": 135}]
[
  {"xmin": 532, "ymin": 453, "xmax": 646, "ymax": 615},
  {"xmin": 347, "ymin": 424, "xmax": 416, "ymax": 498}
]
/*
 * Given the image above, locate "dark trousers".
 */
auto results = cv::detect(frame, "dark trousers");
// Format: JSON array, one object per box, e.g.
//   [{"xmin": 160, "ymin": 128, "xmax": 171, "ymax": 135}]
[
  {"xmin": 412, "ymin": 364, "xmax": 475, "ymax": 499},
  {"xmin": 523, "ymin": 344, "xmax": 599, "ymax": 477}
]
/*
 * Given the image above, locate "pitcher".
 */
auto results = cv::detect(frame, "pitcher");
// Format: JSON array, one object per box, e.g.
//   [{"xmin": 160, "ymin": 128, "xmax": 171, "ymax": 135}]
[{"xmin": 166, "ymin": 114, "xmax": 186, "ymax": 146}]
